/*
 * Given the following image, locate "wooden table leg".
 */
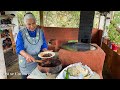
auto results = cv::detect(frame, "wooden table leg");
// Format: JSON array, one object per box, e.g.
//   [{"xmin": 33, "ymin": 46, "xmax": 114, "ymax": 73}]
[{"xmin": 9, "ymin": 27, "xmax": 16, "ymax": 54}]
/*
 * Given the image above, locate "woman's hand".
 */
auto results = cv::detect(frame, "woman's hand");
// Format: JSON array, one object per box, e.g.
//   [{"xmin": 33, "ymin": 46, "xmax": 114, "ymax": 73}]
[
  {"xmin": 20, "ymin": 50, "xmax": 35, "ymax": 63},
  {"xmin": 25, "ymin": 54, "xmax": 35, "ymax": 63}
]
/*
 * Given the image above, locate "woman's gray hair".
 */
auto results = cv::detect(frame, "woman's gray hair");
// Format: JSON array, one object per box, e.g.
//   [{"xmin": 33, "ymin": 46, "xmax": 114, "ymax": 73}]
[{"xmin": 24, "ymin": 12, "xmax": 36, "ymax": 24}]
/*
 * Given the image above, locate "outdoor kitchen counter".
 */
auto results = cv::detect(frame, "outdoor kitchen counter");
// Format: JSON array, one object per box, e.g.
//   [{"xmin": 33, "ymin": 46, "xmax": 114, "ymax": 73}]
[
  {"xmin": 27, "ymin": 66, "xmax": 100, "ymax": 79},
  {"xmin": 27, "ymin": 52, "xmax": 100, "ymax": 79}
]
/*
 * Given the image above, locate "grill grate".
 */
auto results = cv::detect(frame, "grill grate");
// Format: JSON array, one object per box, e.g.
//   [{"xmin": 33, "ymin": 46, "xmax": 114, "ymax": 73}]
[{"xmin": 61, "ymin": 42, "xmax": 96, "ymax": 51}]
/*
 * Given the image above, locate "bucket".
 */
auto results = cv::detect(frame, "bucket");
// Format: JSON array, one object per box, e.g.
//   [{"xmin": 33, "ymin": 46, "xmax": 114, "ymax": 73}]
[{"xmin": 112, "ymin": 43, "xmax": 118, "ymax": 52}]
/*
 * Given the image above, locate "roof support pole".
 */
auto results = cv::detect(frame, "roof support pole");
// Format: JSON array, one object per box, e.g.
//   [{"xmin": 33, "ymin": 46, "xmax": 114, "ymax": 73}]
[{"xmin": 39, "ymin": 11, "xmax": 43, "ymax": 27}]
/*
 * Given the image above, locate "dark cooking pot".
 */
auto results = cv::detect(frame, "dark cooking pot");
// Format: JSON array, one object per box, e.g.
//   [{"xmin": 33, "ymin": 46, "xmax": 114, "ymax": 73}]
[{"xmin": 37, "ymin": 58, "xmax": 62, "ymax": 74}]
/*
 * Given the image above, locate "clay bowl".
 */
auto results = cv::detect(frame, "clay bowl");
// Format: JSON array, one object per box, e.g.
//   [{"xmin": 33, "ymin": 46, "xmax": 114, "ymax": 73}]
[{"xmin": 37, "ymin": 58, "xmax": 62, "ymax": 74}]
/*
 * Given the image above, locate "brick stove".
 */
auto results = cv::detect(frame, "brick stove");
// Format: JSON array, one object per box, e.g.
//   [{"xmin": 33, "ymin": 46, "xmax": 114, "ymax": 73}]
[{"xmin": 58, "ymin": 11, "xmax": 106, "ymax": 79}]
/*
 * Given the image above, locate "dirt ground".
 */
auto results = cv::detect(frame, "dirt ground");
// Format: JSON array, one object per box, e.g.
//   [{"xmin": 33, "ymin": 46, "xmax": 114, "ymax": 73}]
[
  {"xmin": 6, "ymin": 61, "xmax": 21, "ymax": 79},
  {"xmin": 4, "ymin": 49, "xmax": 21, "ymax": 79}
]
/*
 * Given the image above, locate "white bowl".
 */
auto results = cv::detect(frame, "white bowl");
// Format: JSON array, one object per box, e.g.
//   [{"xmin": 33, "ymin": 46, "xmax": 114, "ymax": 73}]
[{"xmin": 38, "ymin": 51, "xmax": 55, "ymax": 59}]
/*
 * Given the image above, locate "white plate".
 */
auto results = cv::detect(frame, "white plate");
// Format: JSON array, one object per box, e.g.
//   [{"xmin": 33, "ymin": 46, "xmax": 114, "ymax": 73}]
[
  {"xmin": 56, "ymin": 62, "xmax": 94, "ymax": 79},
  {"xmin": 38, "ymin": 51, "xmax": 55, "ymax": 59}
]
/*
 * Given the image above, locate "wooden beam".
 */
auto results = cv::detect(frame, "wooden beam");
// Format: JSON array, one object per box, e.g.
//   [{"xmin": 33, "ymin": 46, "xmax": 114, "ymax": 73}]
[
  {"xmin": 39, "ymin": 11, "xmax": 43, "ymax": 26},
  {"xmin": 0, "ymin": 33, "xmax": 7, "ymax": 79}
]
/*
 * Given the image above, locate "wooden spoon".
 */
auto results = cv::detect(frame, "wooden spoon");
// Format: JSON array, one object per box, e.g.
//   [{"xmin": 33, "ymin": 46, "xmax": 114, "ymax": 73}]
[{"xmin": 34, "ymin": 60, "xmax": 43, "ymax": 63}]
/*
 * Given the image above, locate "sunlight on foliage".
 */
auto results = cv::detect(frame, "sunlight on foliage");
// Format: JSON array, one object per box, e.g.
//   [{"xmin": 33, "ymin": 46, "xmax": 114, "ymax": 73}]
[
  {"xmin": 108, "ymin": 11, "xmax": 120, "ymax": 44},
  {"xmin": 16, "ymin": 11, "xmax": 40, "ymax": 26},
  {"xmin": 17, "ymin": 11, "xmax": 100, "ymax": 28},
  {"xmin": 43, "ymin": 11, "xmax": 80, "ymax": 28}
]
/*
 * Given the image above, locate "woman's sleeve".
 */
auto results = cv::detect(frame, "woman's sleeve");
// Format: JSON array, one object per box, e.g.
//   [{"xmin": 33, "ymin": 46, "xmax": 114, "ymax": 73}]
[
  {"xmin": 41, "ymin": 31, "xmax": 48, "ymax": 50},
  {"xmin": 16, "ymin": 31, "xmax": 25, "ymax": 54}
]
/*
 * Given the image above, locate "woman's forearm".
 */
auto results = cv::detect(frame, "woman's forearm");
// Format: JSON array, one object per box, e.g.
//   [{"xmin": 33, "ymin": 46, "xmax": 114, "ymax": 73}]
[
  {"xmin": 20, "ymin": 50, "xmax": 35, "ymax": 62},
  {"xmin": 20, "ymin": 50, "xmax": 28, "ymax": 58}
]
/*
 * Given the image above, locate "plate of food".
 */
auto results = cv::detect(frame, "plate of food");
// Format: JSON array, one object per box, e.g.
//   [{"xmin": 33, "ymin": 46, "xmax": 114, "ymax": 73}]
[
  {"xmin": 38, "ymin": 51, "xmax": 55, "ymax": 59},
  {"xmin": 56, "ymin": 62, "xmax": 94, "ymax": 79}
]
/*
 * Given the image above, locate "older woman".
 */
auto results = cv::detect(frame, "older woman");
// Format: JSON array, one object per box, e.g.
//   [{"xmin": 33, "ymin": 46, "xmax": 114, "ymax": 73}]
[{"xmin": 16, "ymin": 12, "xmax": 48, "ymax": 79}]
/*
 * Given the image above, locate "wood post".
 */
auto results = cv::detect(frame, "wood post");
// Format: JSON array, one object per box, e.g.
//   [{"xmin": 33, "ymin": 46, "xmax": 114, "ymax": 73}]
[{"xmin": 39, "ymin": 11, "xmax": 43, "ymax": 26}]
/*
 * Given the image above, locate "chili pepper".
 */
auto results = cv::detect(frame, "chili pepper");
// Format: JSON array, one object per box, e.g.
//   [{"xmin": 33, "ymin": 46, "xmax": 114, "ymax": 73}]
[{"xmin": 65, "ymin": 69, "xmax": 69, "ymax": 79}]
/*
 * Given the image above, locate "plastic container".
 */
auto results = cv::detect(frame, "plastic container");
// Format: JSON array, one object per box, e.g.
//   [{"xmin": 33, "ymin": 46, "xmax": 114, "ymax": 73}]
[{"xmin": 112, "ymin": 43, "xmax": 118, "ymax": 52}]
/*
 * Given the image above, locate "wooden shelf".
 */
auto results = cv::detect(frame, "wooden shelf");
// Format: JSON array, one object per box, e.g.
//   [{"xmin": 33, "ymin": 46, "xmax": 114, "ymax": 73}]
[
  {"xmin": 0, "ymin": 15, "xmax": 9, "ymax": 19},
  {"xmin": 0, "ymin": 14, "xmax": 13, "ymax": 20},
  {"xmin": 0, "ymin": 15, "xmax": 16, "ymax": 54},
  {"xmin": 0, "ymin": 24, "xmax": 16, "ymax": 30},
  {"xmin": 1, "ymin": 37, "xmax": 10, "ymax": 43},
  {"xmin": 3, "ymin": 47, "xmax": 12, "ymax": 53},
  {"xmin": 1, "ymin": 36, "xmax": 10, "ymax": 39}
]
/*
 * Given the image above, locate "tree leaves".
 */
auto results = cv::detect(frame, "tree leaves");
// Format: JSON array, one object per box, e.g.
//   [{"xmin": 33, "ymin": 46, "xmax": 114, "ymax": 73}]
[
  {"xmin": 43, "ymin": 11, "xmax": 80, "ymax": 28},
  {"xmin": 108, "ymin": 12, "xmax": 120, "ymax": 44}
]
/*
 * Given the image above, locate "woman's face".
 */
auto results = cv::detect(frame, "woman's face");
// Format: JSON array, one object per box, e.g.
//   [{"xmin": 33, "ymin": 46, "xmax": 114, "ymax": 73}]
[{"xmin": 25, "ymin": 18, "xmax": 37, "ymax": 31}]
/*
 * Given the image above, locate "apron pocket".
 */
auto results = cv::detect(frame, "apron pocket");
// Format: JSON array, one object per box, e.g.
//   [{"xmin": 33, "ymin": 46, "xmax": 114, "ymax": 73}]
[{"xmin": 18, "ymin": 55, "xmax": 26, "ymax": 68}]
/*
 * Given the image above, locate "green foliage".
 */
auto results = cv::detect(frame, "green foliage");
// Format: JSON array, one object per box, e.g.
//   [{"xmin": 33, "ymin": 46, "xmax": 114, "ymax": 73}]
[
  {"xmin": 108, "ymin": 11, "xmax": 120, "ymax": 44},
  {"xmin": 93, "ymin": 11, "xmax": 100, "ymax": 28},
  {"xmin": 16, "ymin": 11, "xmax": 25, "ymax": 26},
  {"xmin": 17, "ymin": 11, "xmax": 100, "ymax": 28},
  {"xmin": 43, "ymin": 11, "xmax": 80, "ymax": 28},
  {"xmin": 16, "ymin": 11, "xmax": 40, "ymax": 26},
  {"xmin": 108, "ymin": 24, "xmax": 116, "ymax": 42},
  {"xmin": 113, "ymin": 11, "xmax": 120, "ymax": 24},
  {"xmin": 17, "ymin": 11, "xmax": 80, "ymax": 27}
]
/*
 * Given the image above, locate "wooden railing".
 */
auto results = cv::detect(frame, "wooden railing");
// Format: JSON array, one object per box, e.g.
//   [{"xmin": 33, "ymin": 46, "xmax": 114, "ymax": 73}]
[{"xmin": 102, "ymin": 42, "xmax": 120, "ymax": 79}]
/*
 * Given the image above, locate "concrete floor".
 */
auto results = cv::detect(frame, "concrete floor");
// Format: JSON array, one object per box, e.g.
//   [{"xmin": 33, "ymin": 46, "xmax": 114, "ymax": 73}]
[{"xmin": 4, "ymin": 49, "xmax": 21, "ymax": 79}]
